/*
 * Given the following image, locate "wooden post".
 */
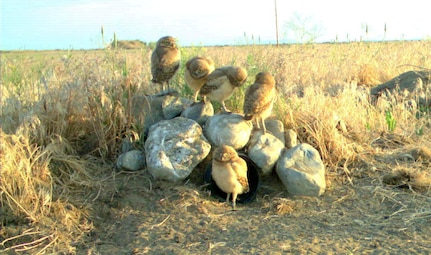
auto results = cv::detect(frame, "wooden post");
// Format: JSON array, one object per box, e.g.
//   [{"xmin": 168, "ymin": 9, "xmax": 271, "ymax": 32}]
[{"xmin": 274, "ymin": 0, "xmax": 279, "ymax": 47}]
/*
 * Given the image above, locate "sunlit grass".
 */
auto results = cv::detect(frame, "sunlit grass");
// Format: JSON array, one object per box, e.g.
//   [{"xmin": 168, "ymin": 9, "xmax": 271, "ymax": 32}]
[{"xmin": 1, "ymin": 40, "xmax": 430, "ymax": 253}]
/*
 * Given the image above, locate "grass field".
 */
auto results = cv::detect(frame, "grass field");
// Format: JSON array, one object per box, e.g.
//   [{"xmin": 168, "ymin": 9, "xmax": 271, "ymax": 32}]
[{"xmin": 1, "ymin": 40, "xmax": 430, "ymax": 254}]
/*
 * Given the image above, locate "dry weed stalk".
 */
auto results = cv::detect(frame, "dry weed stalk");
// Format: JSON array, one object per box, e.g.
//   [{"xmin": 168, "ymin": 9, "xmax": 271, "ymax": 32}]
[
  {"xmin": 1, "ymin": 129, "xmax": 53, "ymax": 222},
  {"xmin": 1, "ymin": 41, "xmax": 430, "ymax": 253},
  {"xmin": 1, "ymin": 50, "xmax": 140, "ymax": 252},
  {"xmin": 0, "ymin": 229, "xmax": 57, "ymax": 254},
  {"xmin": 382, "ymin": 167, "xmax": 431, "ymax": 193},
  {"xmin": 285, "ymin": 105, "xmax": 360, "ymax": 168},
  {"xmin": 271, "ymin": 198, "xmax": 297, "ymax": 215},
  {"xmin": 1, "ymin": 122, "xmax": 98, "ymax": 253}
]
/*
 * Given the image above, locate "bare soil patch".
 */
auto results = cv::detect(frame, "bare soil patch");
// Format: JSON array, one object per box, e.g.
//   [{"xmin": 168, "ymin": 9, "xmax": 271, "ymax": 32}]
[{"xmin": 77, "ymin": 157, "xmax": 430, "ymax": 255}]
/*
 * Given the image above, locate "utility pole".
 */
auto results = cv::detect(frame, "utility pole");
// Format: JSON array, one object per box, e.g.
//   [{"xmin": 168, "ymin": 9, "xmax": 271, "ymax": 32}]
[{"xmin": 274, "ymin": 0, "xmax": 279, "ymax": 47}]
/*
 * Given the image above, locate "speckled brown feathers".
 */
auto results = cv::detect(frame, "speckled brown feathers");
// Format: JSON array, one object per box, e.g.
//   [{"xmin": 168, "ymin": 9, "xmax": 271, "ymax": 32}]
[
  {"xmin": 151, "ymin": 36, "xmax": 181, "ymax": 92},
  {"xmin": 199, "ymin": 66, "xmax": 247, "ymax": 112},
  {"xmin": 184, "ymin": 56, "xmax": 215, "ymax": 102},
  {"xmin": 211, "ymin": 145, "xmax": 249, "ymax": 210},
  {"xmin": 243, "ymin": 72, "xmax": 276, "ymax": 133}
]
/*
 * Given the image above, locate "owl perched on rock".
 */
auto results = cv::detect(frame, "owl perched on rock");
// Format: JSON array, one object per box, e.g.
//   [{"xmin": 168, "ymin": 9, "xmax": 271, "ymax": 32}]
[
  {"xmin": 212, "ymin": 145, "xmax": 249, "ymax": 210},
  {"xmin": 184, "ymin": 56, "xmax": 215, "ymax": 102},
  {"xmin": 199, "ymin": 66, "xmax": 248, "ymax": 112},
  {"xmin": 243, "ymin": 72, "xmax": 276, "ymax": 133},
  {"xmin": 151, "ymin": 36, "xmax": 181, "ymax": 93}
]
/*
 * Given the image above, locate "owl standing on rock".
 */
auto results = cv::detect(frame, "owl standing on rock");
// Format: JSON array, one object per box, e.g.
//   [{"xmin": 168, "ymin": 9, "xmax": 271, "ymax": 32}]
[
  {"xmin": 151, "ymin": 36, "xmax": 181, "ymax": 93},
  {"xmin": 184, "ymin": 56, "xmax": 215, "ymax": 102},
  {"xmin": 243, "ymin": 72, "xmax": 276, "ymax": 133},
  {"xmin": 211, "ymin": 145, "xmax": 249, "ymax": 210},
  {"xmin": 199, "ymin": 66, "xmax": 248, "ymax": 113}
]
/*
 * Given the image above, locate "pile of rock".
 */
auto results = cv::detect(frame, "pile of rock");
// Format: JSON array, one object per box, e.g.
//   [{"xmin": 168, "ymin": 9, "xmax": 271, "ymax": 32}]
[
  {"xmin": 116, "ymin": 91, "xmax": 326, "ymax": 197},
  {"xmin": 371, "ymin": 70, "xmax": 431, "ymax": 108}
]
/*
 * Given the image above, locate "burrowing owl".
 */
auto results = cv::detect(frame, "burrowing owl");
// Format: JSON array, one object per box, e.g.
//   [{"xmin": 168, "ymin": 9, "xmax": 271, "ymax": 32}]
[
  {"xmin": 184, "ymin": 56, "xmax": 215, "ymax": 102},
  {"xmin": 199, "ymin": 66, "xmax": 248, "ymax": 112},
  {"xmin": 212, "ymin": 145, "xmax": 249, "ymax": 210},
  {"xmin": 151, "ymin": 36, "xmax": 181, "ymax": 92},
  {"xmin": 243, "ymin": 72, "xmax": 276, "ymax": 133}
]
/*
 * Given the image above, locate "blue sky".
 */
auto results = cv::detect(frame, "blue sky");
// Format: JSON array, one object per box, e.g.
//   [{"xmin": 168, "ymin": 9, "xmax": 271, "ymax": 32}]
[{"xmin": 1, "ymin": 0, "xmax": 429, "ymax": 50}]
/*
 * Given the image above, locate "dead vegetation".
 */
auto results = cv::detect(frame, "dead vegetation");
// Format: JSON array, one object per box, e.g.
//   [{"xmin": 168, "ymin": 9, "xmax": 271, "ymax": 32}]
[{"xmin": 1, "ymin": 41, "xmax": 431, "ymax": 253}]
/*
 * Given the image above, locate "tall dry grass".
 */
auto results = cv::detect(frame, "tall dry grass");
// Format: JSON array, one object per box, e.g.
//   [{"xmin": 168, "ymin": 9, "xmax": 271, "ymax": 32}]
[{"xmin": 1, "ymin": 40, "xmax": 430, "ymax": 253}]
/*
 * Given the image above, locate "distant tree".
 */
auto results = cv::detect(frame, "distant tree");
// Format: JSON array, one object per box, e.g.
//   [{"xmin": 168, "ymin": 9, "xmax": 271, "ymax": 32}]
[{"xmin": 283, "ymin": 12, "xmax": 325, "ymax": 44}]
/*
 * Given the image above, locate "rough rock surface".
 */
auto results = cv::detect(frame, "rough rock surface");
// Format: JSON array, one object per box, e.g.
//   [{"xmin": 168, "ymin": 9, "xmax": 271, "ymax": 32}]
[
  {"xmin": 162, "ymin": 94, "xmax": 191, "ymax": 119},
  {"xmin": 276, "ymin": 143, "xmax": 326, "ymax": 196},
  {"xmin": 181, "ymin": 101, "xmax": 214, "ymax": 126},
  {"xmin": 285, "ymin": 129, "xmax": 298, "ymax": 149},
  {"xmin": 370, "ymin": 70, "xmax": 431, "ymax": 107},
  {"xmin": 263, "ymin": 119, "xmax": 285, "ymax": 145},
  {"xmin": 131, "ymin": 95, "xmax": 166, "ymax": 136},
  {"xmin": 131, "ymin": 91, "xmax": 191, "ymax": 136},
  {"xmin": 204, "ymin": 113, "xmax": 253, "ymax": 150},
  {"xmin": 145, "ymin": 117, "xmax": 211, "ymax": 182},
  {"xmin": 247, "ymin": 131, "xmax": 285, "ymax": 175},
  {"xmin": 116, "ymin": 150, "xmax": 146, "ymax": 171}
]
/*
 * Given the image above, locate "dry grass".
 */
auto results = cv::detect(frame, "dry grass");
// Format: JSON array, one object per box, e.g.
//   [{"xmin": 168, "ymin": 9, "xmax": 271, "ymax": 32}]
[{"xmin": 1, "ymin": 40, "xmax": 431, "ymax": 253}]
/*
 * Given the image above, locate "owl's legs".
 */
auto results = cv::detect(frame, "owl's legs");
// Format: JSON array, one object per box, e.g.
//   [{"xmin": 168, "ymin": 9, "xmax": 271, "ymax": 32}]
[
  {"xmin": 255, "ymin": 118, "xmax": 260, "ymax": 129},
  {"xmin": 201, "ymin": 95, "xmax": 208, "ymax": 104},
  {"xmin": 193, "ymin": 90, "xmax": 199, "ymax": 103},
  {"xmin": 261, "ymin": 118, "xmax": 267, "ymax": 133},
  {"xmin": 221, "ymin": 101, "xmax": 231, "ymax": 113},
  {"xmin": 156, "ymin": 81, "xmax": 165, "ymax": 93},
  {"xmin": 231, "ymin": 193, "xmax": 238, "ymax": 210},
  {"xmin": 166, "ymin": 80, "xmax": 171, "ymax": 92},
  {"xmin": 161, "ymin": 81, "xmax": 177, "ymax": 95}
]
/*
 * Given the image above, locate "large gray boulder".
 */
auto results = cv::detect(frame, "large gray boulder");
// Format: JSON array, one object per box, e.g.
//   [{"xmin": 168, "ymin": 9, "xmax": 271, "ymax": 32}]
[
  {"xmin": 145, "ymin": 117, "xmax": 211, "ymax": 182},
  {"xmin": 247, "ymin": 131, "xmax": 285, "ymax": 175},
  {"xmin": 276, "ymin": 143, "xmax": 326, "ymax": 196},
  {"xmin": 204, "ymin": 113, "xmax": 253, "ymax": 150}
]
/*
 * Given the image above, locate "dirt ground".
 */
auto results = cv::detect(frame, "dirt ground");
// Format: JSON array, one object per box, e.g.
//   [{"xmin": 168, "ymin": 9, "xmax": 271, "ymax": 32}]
[{"xmin": 76, "ymin": 156, "xmax": 431, "ymax": 255}]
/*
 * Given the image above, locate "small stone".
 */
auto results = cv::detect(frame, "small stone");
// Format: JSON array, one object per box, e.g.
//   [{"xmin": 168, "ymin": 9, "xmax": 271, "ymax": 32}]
[
  {"xmin": 247, "ymin": 131, "xmax": 284, "ymax": 175},
  {"xmin": 116, "ymin": 150, "xmax": 146, "ymax": 171},
  {"xmin": 181, "ymin": 101, "xmax": 214, "ymax": 126},
  {"xmin": 264, "ymin": 119, "xmax": 285, "ymax": 145},
  {"xmin": 121, "ymin": 138, "xmax": 134, "ymax": 154},
  {"xmin": 285, "ymin": 129, "xmax": 298, "ymax": 149},
  {"xmin": 276, "ymin": 143, "xmax": 326, "ymax": 196}
]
